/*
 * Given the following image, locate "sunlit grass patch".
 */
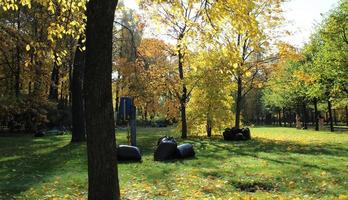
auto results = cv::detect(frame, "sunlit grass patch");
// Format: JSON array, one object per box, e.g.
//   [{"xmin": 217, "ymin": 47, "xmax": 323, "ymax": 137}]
[{"xmin": 0, "ymin": 127, "xmax": 347, "ymax": 199}]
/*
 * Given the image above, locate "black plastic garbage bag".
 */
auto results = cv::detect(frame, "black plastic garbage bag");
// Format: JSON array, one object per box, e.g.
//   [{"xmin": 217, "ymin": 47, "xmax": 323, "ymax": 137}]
[
  {"xmin": 154, "ymin": 136, "xmax": 177, "ymax": 161},
  {"xmin": 223, "ymin": 127, "xmax": 251, "ymax": 141},
  {"xmin": 176, "ymin": 143, "xmax": 195, "ymax": 158},
  {"xmin": 34, "ymin": 131, "xmax": 45, "ymax": 137},
  {"xmin": 117, "ymin": 145, "xmax": 142, "ymax": 162},
  {"xmin": 157, "ymin": 136, "xmax": 176, "ymax": 145},
  {"xmin": 241, "ymin": 128, "xmax": 251, "ymax": 140},
  {"xmin": 235, "ymin": 133, "xmax": 245, "ymax": 140}
]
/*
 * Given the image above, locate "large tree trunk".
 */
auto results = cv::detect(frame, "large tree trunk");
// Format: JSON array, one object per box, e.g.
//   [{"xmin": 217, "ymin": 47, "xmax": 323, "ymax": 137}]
[
  {"xmin": 48, "ymin": 62, "xmax": 59, "ymax": 101},
  {"xmin": 33, "ymin": 60, "xmax": 44, "ymax": 98},
  {"xmin": 71, "ymin": 41, "xmax": 86, "ymax": 142},
  {"xmin": 68, "ymin": 53, "xmax": 73, "ymax": 106},
  {"xmin": 85, "ymin": 0, "xmax": 120, "ymax": 199},
  {"xmin": 178, "ymin": 37, "xmax": 188, "ymax": 138},
  {"xmin": 314, "ymin": 98, "xmax": 319, "ymax": 131},
  {"xmin": 15, "ymin": 7, "xmax": 21, "ymax": 98},
  {"xmin": 235, "ymin": 76, "xmax": 242, "ymax": 129},
  {"xmin": 328, "ymin": 100, "xmax": 334, "ymax": 132}
]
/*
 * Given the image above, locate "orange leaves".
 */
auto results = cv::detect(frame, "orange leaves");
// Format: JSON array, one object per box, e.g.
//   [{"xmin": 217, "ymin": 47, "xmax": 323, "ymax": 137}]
[
  {"xmin": 114, "ymin": 38, "xmax": 178, "ymax": 118},
  {"xmin": 277, "ymin": 42, "xmax": 303, "ymax": 64},
  {"xmin": 138, "ymin": 38, "xmax": 170, "ymax": 60}
]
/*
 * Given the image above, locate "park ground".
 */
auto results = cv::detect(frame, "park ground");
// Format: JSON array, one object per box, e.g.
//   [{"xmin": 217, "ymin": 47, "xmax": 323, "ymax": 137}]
[{"xmin": 0, "ymin": 127, "xmax": 348, "ymax": 200}]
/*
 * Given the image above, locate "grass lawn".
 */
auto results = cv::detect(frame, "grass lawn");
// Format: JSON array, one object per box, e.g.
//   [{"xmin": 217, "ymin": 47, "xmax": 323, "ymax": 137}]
[{"xmin": 1, "ymin": 127, "xmax": 348, "ymax": 199}]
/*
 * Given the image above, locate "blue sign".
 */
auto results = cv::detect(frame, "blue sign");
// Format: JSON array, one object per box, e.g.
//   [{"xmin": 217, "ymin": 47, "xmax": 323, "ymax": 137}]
[{"xmin": 118, "ymin": 97, "xmax": 134, "ymax": 121}]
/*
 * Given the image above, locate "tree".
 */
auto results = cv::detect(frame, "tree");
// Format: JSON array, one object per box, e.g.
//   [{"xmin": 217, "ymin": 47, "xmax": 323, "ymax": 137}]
[
  {"xmin": 142, "ymin": 0, "xmax": 205, "ymax": 138},
  {"xmin": 205, "ymin": 0, "xmax": 284, "ymax": 129},
  {"xmin": 262, "ymin": 43, "xmax": 305, "ymax": 127},
  {"xmin": 302, "ymin": 1, "xmax": 348, "ymax": 131},
  {"xmin": 84, "ymin": 0, "xmax": 120, "ymax": 199},
  {"xmin": 71, "ymin": 39, "xmax": 86, "ymax": 142},
  {"xmin": 187, "ymin": 50, "xmax": 234, "ymax": 137},
  {"xmin": 263, "ymin": 1, "xmax": 348, "ymax": 131}
]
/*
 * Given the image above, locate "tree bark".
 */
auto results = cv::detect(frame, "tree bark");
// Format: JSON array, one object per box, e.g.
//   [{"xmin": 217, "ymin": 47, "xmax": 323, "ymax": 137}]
[
  {"xmin": 180, "ymin": 99, "xmax": 188, "ymax": 138},
  {"xmin": 235, "ymin": 76, "xmax": 242, "ymax": 129},
  {"xmin": 178, "ymin": 36, "xmax": 188, "ymax": 138},
  {"xmin": 48, "ymin": 62, "xmax": 59, "ymax": 101},
  {"xmin": 345, "ymin": 106, "xmax": 348, "ymax": 126},
  {"xmin": 278, "ymin": 109, "xmax": 281, "ymax": 126},
  {"xmin": 85, "ymin": 0, "xmax": 120, "ymax": 199},
  {"xmin": 328, "ymin": 100, "xmax": 334, "ymax": 132},
  {"xmin": 325, "ymin": 112, "xmax": 329, "ymax": 125},
  {"xmin": 33, "ymin": 60, "xmax": 44, "ymax": 98},
  {"xmin": 333, "ymin": 109, "xmax": 337, "ymax": 125},
  {"xmin": 314, "ymin": 98, "xmax": 319, "ymax": 131},
  {"xmin": 206, "ymin": 111, "xmax": 212, "ymax": 137},
  {"xmin": 302, "ymin": 101, "xmax": 308, "ymax": 129},
  {"xmin": 282, "ymin": 108, "xmax": 286, "ymax": 127},
  {"xmin": 15, "ymin": 7, "xmax": 21, "ymax": 98},
  {"xmin": 71, "ymin": 41, "xmax": 86, "ymax": 143}
]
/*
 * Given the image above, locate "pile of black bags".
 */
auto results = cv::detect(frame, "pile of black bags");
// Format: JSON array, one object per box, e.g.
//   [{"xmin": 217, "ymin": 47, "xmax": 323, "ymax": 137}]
[
  {"xmin": 34, "ymin": 129, "xmax": 65, "ymax": 137},
  {"xmin": 154, "ymin": 136, "xmax": 195, "ymax": 161},
  {"xmin": 223, "ymin": 127, "xmax": 251, "ymax": 141},
  {"xmin": 117, "ymin": 145, "xmax": 142, "ymax": 162}
]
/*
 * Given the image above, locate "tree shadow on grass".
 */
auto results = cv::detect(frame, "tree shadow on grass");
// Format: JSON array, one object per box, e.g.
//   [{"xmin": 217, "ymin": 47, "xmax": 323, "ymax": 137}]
[
  {"xmin": 116, "ymin": 127, "xmax": 176, "ymax": 156},
  {"xmin": 0, "ymin": 137, "xmax": 86, "ymax": 198},
  {"xmin": 188, "ymin": 136, "xmax": 347, "ymax": 174},
  {"xmin": 188, "ymin": 136, "xmax": 348, "ymax": 157}
]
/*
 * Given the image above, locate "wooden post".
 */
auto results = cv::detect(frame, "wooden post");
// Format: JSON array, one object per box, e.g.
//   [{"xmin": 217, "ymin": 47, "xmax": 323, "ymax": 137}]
[{"xmin": 130, "ymin": 104, "xmax": 136, "ymax": 146}]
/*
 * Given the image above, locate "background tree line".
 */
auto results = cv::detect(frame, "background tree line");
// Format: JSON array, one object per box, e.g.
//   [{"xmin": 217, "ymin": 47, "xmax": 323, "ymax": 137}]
[{"xmin": 262, "ymin": 1, "xmax": 348, "ymax": 131}]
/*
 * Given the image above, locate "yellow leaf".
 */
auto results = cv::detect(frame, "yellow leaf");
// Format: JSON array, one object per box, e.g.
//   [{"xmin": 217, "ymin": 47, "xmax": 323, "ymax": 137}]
[{"xmin": 26, "ymin": 44, "xmax": 31, "ymax": 51}]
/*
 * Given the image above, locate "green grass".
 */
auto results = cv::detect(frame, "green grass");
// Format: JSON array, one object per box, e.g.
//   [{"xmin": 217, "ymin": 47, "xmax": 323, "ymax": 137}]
[{"xmin": 1, "ymin": 127, "xmax": 348, "ymax": 199}]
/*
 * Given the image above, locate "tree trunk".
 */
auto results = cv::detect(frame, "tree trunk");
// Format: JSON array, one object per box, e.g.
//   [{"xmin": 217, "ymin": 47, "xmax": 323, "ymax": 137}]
[
  {"xmin": 178, "ymin": 36, "xmax": 188, "ymax": 138},
  {"xmin": 282, "ymin": 108, "xmax": 286, "ymax": 127},
  {"xmin": 180, "ymin": 99, "xmax": 188, "ymax": 138},
  {"xmin": 15, "ymin": 6, "xmax": 21, "ymax": 98},
  {"xmin": 345, "ymin": 106, "xmax": 348, "ymax": 126},
  {"xmin": 68, "ymin": 55, "xmax": 73, "ymax": 106},
  {"xmin": 32, "ymin": 23, "xmax": 45, "ymax": 99},
  {"xmin": 60, "ymin": 81, "xmax": 65, "ymax": 102},
  {"xmin": 130, "ymin": 103, "xmax": 136, "ymax": 146},
  {"xmin": 314, "ymin": 98, "xmax": 319, "ymax": 131},
  {"xmin": 71, "ymin": 41, "xmax": 86, "ymax": 142},
  {"xmin": 302, "ymin": 101, "xmax": 308, "ymax": 129},
  {"xmin": 33, "ymin": 61, "xmax": 44, "ymax": 98},
  {"xmin": 85, "ymin": 0, "xmax": 119, "ymax": 199},
  {"xmin": 328, "ymin": 100, "xmax": 334, "ymax": 132},
  {"xmin": 278, "ymin": 109, "xmax": 281, "ymax": 126},
  {"xmin": 206, "ymin": 111, "xmax": 212, "ymax": 137},
  {"xmin": 333, "ymin": 109, "xmax": 337, "ymax": 125},
  {"xmin": 48, "ymin": 62, "xmax": 59, "ymax": 101},
  {"xmin": 144, "ymin": 104, "xmax": 148, "ymax": 122},
  {"xmin": 235, "ymin": 76, "xmax": 242, "ymax": 129},
  {"xmin": 325, "ymin": 112, "xmax": 329, "ymax": 125}
]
